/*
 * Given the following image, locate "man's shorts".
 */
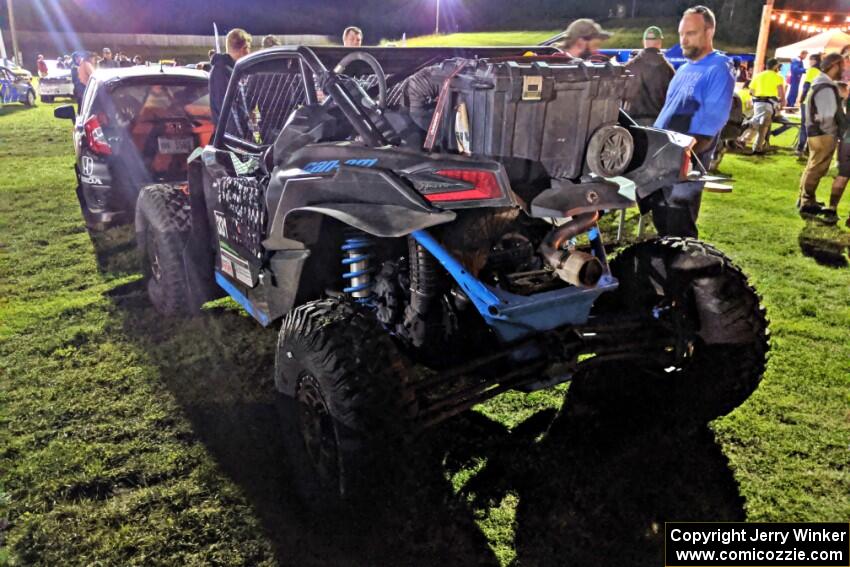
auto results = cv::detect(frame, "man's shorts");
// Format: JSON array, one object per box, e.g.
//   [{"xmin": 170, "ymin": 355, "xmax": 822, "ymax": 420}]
[{"xmin": 839, "ymin": 139, "xmax": 850, "ymax": 178}]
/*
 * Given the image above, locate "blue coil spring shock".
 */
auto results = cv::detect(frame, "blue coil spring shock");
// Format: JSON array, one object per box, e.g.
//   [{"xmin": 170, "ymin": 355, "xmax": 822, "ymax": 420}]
[{"xmin": 341, "ymin": 233, "xmax": 375, "ymax": 301}]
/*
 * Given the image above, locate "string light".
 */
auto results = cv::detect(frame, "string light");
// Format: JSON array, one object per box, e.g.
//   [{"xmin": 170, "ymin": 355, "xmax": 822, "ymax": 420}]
[{"xmin": 768, "ymin": 10, "xmax": 850, "ymax": 36}]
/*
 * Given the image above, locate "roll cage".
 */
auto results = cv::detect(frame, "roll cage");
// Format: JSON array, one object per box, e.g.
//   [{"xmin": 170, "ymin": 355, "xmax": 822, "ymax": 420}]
[{"xmin": 212, "ymin": 45, "xmax": 561, "ymax": 154}]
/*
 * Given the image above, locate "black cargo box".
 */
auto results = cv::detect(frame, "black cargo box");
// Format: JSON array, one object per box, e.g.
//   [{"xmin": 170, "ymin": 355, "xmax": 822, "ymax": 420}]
[{"xmin": 428, "ymin": 58, "xmax": 630, "ymax": 180}]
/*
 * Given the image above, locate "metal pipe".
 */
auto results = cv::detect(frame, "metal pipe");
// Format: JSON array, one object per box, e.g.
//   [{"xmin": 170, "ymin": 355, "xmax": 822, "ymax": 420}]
[
  {"xmin": 539, "ymin": 212, "xmax": 603, "ymax": 287},
  {"xmin": 413, "ymin": 349, "xmax": 515, "ymax": 392},
  {"xmin": 418, "ymin": 363, "xmax": 547, "ymax": 429},
  {"xmin": 7, "ymin": 0, "xmax": 19, "ymax": 66}
]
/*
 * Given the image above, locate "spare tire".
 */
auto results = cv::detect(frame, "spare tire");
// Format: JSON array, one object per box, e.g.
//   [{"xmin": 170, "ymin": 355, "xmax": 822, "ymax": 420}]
[{"xmin": 586, "ymin": 124, "xmax": 634, "ymax": 177}]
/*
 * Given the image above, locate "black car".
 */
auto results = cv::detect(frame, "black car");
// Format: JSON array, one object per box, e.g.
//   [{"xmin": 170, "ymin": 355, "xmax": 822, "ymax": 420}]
[{"xmin": 54, "ymin": 66, "xmax": 212, "ymax": 230}]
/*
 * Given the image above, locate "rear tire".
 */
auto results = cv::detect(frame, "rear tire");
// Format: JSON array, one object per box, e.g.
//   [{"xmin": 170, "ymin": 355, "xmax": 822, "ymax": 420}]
[
  {"xmin": 135, "ymin": 183, "xmax": 192, "ymax": 316},
  {"xmin": 40, "ymin": 95, "xmax": 54, "ymax": 103},
  {"xmin": 572, "ymin": 238, "xmax": 769, "ymax": 423},
  {"xmin": 24, "ymin": 90, "xmax": 36, "ymax": 107},
  {"xmin": 275, "ymin": 298, "xmax": 416, "ymax": 512}
]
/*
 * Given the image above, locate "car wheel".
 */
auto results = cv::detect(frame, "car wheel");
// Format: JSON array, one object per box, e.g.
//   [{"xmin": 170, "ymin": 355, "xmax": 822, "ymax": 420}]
[
  {"xmin": 40, "ymin": 95, "xmax": 54, "ymax": 103},
  {"xmin": 24, "ymin": 90, "xmax": 36, "ymax": 107}
]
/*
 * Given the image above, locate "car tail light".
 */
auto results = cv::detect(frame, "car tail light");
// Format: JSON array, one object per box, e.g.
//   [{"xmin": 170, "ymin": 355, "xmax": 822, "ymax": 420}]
[
  {"xmin": 84, "ymin": 116, "xmax": 112, "ymax": 156},
  {"xmin": 424, "ymin": 169, "xmax": 503, "ymax": 202}
]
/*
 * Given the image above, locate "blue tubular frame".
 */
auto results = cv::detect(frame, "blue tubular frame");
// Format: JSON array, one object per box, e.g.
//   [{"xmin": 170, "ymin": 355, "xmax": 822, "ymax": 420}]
[
  {"xmin": 215, "ymin": 272, "xmax": 271, "ymax": 326},
  {"xmin": 411, "ymin": 228, "xmax": 618, "ymax": 342}
]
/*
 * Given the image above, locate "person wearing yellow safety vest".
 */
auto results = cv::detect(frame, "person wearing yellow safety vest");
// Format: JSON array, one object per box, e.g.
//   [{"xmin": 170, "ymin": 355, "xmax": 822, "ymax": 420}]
[
  {"xmin": 796, "ymin": 53, "xmax": 822, "ymax": 156},
  {"xmin": 748, "ymin": 58, "xmax": 785, "ymax": 154}
]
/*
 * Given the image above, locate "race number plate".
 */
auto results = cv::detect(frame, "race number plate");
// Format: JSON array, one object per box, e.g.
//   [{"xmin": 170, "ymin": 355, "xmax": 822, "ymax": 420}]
[{"xmin": 157, "ymin": 137, "xmax": 194, "ymax": 154}]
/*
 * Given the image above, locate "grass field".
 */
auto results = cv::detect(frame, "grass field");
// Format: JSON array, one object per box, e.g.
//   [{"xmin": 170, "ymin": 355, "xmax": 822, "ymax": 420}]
[
  {"xmin": 386, "ymin": 19, "xmax": 755, "ymax": 53},
  {"xmin": 1, "ymin": 85, "xmax": 849, "ymax": 565}
]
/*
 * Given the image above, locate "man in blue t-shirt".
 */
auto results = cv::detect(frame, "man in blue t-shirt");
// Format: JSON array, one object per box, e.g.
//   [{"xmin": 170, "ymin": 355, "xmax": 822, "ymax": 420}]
[{"xmin": 650, "ymin": 5, "xmax": 735, "ymax": 238}]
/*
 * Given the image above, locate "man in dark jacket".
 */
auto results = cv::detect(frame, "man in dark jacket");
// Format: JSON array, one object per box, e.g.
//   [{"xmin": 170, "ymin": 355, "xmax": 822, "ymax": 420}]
[
  {"xmin": 209, "ymin": 28, "xmax": 252, "ymax": 126},
  {"xmin": 624, "ymin": 26, "xmax": 675, "ymax": 125},
  {"xmin": 798, "ymin": 53, "xmax": 846, "ymax": 224},
  {"xmin": 98, "ymin": 47, "xmax": 119, "ymax": 69}
]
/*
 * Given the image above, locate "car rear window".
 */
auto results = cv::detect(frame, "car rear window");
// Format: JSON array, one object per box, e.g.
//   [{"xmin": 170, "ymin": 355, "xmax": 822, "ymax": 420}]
[{"xmin": 98, "ymin": 82, "xmax": 210, "ymax": 125}]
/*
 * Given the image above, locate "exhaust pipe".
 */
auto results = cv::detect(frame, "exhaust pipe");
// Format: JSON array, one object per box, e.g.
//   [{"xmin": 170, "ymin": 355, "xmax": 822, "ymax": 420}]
[
  {"xmin": 559, "ymin": 250, "xmax": 603, "ymax": 287},
  {"xmin": 540, "ymin": 212, "xmax": 604, "ymax": 288}
]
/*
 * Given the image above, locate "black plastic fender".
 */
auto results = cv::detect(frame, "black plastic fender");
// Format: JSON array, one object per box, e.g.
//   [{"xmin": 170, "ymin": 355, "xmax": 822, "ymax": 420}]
[
  {"xmin": 530, "ymin": 179, "xmax": 636, "ymax": 218},
  {"xmin": 264, "ymin": 165, "xmax": 456, "ymax": 249},
  {"xmin": 622, "ymin": 125, "xmax": 693, "ymax": 201}
]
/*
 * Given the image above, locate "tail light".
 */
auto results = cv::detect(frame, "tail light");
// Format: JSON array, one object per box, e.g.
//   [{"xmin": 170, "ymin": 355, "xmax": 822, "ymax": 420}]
[
  {"xmin": 424, "ymin": 169, "xmax": 502, "ymax": 202},
  {"xmin": 83, "ymin": 115, "xmax": 112, "ymax": 156}
]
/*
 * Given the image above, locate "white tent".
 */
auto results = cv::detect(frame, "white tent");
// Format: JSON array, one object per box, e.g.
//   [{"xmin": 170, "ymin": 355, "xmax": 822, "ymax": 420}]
[{"xmin": 775, "ymin": 29, "xmax": 850, "ymax": 59}]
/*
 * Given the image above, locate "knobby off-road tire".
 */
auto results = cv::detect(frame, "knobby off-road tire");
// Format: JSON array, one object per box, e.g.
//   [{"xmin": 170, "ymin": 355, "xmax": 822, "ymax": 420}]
[
  {"xmin": 135, "ymin": 183, "xmax": 192, "ymax": 316},
  {"xmin": 571, "ymin": 237, "xmax": 769, "ymax": 424},
  {"xmin": 275, "ymin": 298, "xmax": 416, "ymax": 512}
]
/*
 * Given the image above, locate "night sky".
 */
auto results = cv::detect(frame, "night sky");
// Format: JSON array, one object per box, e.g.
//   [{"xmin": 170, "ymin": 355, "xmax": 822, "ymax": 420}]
[
  {"xmin": 1, "ymin": 0, "xmax": 847, "ymax": 41},
  {"xmin": 1, "ymin": 0, "xmax": 443, "ymax": 37}
]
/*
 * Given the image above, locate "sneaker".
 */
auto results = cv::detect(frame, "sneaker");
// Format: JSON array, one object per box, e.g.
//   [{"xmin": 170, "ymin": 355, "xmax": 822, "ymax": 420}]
[
  {"xmin": 799, "ymin": 204, "xmax": 823, "ymax": 218},
  {"xmin": 796, "ymin": 199, "xmax": 825, "ymax": 209},
  {"xmin": 817, "ymin": 208, "xmax": 839, "ymax": 225}
]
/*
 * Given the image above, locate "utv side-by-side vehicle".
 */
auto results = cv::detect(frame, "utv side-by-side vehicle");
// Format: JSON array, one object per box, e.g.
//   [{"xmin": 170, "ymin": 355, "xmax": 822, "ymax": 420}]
[{"xmin": 134, "ymin": 46, "xmax": 768, "ymax": 506}]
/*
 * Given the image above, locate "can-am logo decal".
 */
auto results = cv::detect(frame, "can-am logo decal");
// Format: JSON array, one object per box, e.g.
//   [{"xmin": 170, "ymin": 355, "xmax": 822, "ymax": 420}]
[{"xmin": 302, "ymin": 158, "xmax": 378, "ymax": 174}]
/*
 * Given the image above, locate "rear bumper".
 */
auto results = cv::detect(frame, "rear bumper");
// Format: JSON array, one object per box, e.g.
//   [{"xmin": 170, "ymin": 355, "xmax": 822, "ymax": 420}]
[
  {"xmin": 76, "ymin": 184, "xmax": 128, "ymax": 230},
  {"xmin": 38, "ymin": 84, "xmax": 74, "ymax": 97}
]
